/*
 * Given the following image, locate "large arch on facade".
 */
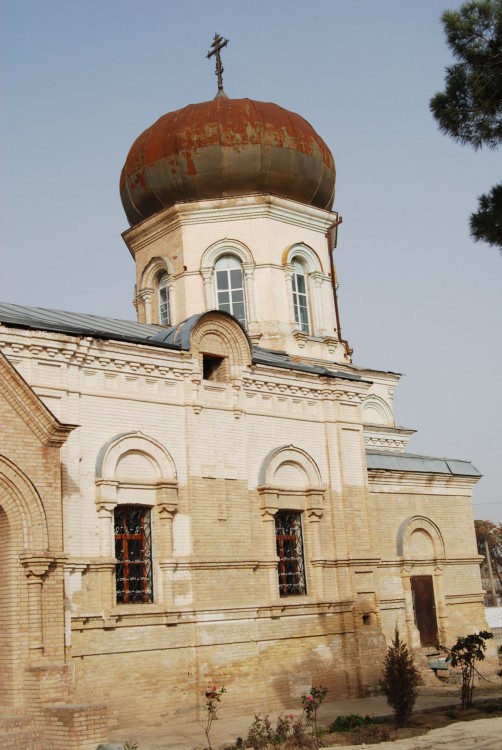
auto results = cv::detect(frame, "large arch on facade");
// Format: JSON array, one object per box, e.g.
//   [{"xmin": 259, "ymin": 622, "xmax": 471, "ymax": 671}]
[{"xmin": 0, "ymin": 456, "xmax": 50, "ymax": 706}]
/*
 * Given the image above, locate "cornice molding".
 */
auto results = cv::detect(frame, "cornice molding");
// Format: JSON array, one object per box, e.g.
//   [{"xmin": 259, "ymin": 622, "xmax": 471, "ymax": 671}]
[
  {"xmin": 368, "ymin": 469, "xmax": 480, "ymax": 492},
  {"xmin": 123, "ymin": 194, "xmax": 338, "ymax": 254}
]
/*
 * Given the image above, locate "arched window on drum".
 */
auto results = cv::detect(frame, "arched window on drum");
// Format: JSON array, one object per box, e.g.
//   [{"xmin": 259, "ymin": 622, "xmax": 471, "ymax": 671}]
[
  {"xmin": 291, "ymin": 258, "xmax": 310, "ymax": 334},
  {"xmin": 157, "ymin": 272, "xmax": 170, "ymax": 326},
  {"xmin": 214, "ymin": 255, "xmax": 247, "ymax": 327}
]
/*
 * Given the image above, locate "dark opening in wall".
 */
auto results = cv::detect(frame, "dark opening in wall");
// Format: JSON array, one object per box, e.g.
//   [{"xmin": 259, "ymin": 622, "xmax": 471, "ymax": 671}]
[{"xmin": 202, "ymin": 354, "xmax": 226, "ymax": 382}]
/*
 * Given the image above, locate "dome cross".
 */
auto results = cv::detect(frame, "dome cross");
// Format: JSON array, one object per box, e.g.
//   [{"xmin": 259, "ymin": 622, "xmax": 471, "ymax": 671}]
[{"xmin": 206, "ymin": 33, "xmax": 229, "ymax": 98}]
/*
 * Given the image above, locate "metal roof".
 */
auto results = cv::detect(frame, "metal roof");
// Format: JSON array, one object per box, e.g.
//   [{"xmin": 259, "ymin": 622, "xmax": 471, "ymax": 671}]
[
  {"xmin": 252, "ymin": 347, "xmax": 361, "ymax": 380},
  {"xmin": 0, "ymin": 302, "xmax": 178, "ymax": 348},
  {"xmin": 0, "ymin": 302, "xmax": 360, "ymax": 381},
  {"xmin": 366, "ymin": 450, "xmax": 481, "ymax": 477}
]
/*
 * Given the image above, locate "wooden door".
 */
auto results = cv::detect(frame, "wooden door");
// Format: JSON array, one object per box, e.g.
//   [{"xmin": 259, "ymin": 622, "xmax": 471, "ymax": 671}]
[{"xmin": 411, "ymin": 575, "xmax": 438, "ymax": 646}]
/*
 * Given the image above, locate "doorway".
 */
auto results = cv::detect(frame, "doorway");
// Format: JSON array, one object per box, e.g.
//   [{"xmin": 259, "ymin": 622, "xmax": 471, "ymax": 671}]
[{"xmin": 411, "ymin": 575, "xmax": 438, "ymax": 646}]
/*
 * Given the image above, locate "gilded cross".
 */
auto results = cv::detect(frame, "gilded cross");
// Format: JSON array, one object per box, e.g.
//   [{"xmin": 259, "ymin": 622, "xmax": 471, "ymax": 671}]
[{"xmin": 207, "ymin": 33, "xmax": 229, "ymax": 98}]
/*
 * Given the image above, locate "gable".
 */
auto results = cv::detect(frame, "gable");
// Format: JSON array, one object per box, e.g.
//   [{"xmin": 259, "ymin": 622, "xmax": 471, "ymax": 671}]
[{"xmin": 0, "ymin": 351, "xmax": 76, "ymax": 447}]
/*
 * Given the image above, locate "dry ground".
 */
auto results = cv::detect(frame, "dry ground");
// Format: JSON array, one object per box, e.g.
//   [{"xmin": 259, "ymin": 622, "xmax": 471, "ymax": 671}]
[{"xmin": 317, "ymin": 690, "xmax": 502, "ymax": 747}]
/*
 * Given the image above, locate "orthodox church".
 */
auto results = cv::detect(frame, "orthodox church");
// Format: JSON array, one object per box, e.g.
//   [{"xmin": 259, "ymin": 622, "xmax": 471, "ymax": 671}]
[{"xmin": 0, "ymin": 42, "xmax": 492, "ymax": 748}]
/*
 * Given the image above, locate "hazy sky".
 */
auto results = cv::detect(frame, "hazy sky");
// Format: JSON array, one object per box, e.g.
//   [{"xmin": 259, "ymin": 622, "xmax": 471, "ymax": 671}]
[{"xmin": 2, "ymin": 1, "xmax": 500, "ymax": 522}]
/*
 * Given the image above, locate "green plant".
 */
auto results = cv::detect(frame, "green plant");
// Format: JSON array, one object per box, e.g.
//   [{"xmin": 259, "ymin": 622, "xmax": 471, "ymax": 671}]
[
  {"xmin": 123, "ymin": 742, "xmax": 139, "ymax": 750},
  {"xmin": 380, "ymin": 627, "xmax": 419, "ymax": 728},
  {"xmin": 245, "ymin": 714, "xmax": 274, "ymax": 750},
  {"xmin": 288, "ymin": 714, "xmax": 310, "ymax": 749},
  {"xmin": 445, "ymin": 708, "xmax": 459, "ymax": 720},
  {"xmin": 202, "ymin": 684, "xmax": 226, "ymax": 750},
  {"xmin": 300, "ymin": 685, "xmax": 328, "ymax": 747},
  {"xmin": 245, "ymin": 712, "xmax": 311, "ymax": 750},
  {"xmin": 448, "ymin": 631, "xmax": 493, "ymax": 709},
  {"xmin": 329, "ymin": 713, "xmax": 371, "ymax": 733}
]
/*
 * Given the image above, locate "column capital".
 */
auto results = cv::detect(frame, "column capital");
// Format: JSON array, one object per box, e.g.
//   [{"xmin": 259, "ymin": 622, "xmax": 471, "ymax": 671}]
[
  {"xmin": 137, "ymin": 287, "xmax": 154, "ymax": 301},
  {"xmin": 20, "ymin": 551, "xmax": 55, "ymax": 579}
]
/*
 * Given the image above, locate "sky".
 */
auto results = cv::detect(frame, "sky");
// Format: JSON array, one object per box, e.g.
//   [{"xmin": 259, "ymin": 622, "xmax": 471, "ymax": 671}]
[{"xmin": 1, "ymin": 0, "xmax": 501, "ymax": 523}]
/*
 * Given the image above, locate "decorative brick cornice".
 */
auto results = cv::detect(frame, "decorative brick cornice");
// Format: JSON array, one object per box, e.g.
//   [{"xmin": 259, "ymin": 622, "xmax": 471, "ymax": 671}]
[{"xmin": 123, "ymin": 195, "xmax": 337, "ymax": 255}]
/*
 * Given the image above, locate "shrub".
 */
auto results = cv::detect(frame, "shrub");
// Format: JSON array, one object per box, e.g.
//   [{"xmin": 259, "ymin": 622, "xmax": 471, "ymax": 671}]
[
  {"xmin": 245, "ymin": 713, "xmax": 310, "ymax": 750},
  {"xmin": 245, "ymin": 714, "xmax": 275, "ymax": 750},
  {"xmin": 201, "ymin": 685, "xmax": 226, "ymax": 750},
  {"xmin": 329, "ymin": 713, "xmax": 371, "ymax": 732},
  {"xmin": 380, "ymin": 627, "xmax": 419, "ymax": 728},
  {"xmin": 300, "ymin": 685, "xmax": 328, "ymax": 747},
  {"xmin": 449, "ymin": 631, "xmax": 493, "ymax": 710}
]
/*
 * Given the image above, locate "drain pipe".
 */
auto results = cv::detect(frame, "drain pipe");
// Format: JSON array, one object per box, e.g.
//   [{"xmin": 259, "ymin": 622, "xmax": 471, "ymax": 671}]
[{"xmin": 326, "ymin": 216, "xmax": 352, "ymax": 360}]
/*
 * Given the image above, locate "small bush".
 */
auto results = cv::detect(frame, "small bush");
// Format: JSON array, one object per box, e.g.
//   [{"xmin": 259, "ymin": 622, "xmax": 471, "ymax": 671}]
[
  {"xmin": 329, "ymin": 713, "xmax": 371, "ymax": 733},
  {"xmin": 380, "ymin": 627, "xmax": 419, "ymax": 728},
  {"xmin": 245, "ymin": 714, "xmax": 274, "ymax": 750},
  {"xmin": 448, "ymin": 631, "xmax": 493, "ymax": 710},
  {"xmin": 301, "ymin": 685, "xmax": 328, "ymax": 747},
  {"xmin": 245, "ymin": 713, "xmax": 311, "ymax": 750}
]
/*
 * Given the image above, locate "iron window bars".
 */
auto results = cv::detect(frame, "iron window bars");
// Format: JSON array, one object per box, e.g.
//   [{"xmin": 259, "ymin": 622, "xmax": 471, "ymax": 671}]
[
  {"xmin": 275, "ymin": 510, "xmax": 307, "ymax": 596},
  {"xmin": 114, "ymin": 506, "xmax": 153, "ymax": 603}
]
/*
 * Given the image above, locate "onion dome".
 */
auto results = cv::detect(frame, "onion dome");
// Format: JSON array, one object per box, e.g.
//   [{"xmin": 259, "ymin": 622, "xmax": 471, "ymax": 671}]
[{"xmin": 120, "ymin": 98, "xmax": 336, "ymax": 226}]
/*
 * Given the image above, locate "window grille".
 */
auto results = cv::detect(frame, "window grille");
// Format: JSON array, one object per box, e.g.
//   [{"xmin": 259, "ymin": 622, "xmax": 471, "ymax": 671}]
[
  {"xmin": 214, "ymin": 255, "xmax": 247, "ymax": 327},
  {"xmin": 275, "ymin": 511, "xmax": 307, "ymax": 596},
  {"xmin": 158, "ymin": 273, "xmax": 170, "ymax": 325},
  {"xmin": 291, "ymin": 259, "xmax": 310, "ymax": 333},
  {"xmin": 114, "ymin": 506, "xmax": 153, "ymax": 603}
]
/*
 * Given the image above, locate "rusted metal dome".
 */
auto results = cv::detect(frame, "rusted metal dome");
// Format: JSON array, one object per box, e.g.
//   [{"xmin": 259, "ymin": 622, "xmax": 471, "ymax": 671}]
[{"xmin": 120, "ymin": 98, "xmax": 336, "ymax": 226}]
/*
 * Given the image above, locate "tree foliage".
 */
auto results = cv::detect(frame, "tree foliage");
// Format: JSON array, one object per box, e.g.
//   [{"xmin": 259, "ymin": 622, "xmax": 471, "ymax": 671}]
[
  {"xmin": 380, "ymin": 628, "xmax": 419, "ymax": 728},
  {"xmin": 430, "ymin": 1, "xmax": 502, "ymax": 250},
  {"xmin": 449, "ymin": 631, "xmax": 493, "ymax": 709},
  {"xmin": 475, "ymin": 518, "xmax": 502, "ymax": 588}
]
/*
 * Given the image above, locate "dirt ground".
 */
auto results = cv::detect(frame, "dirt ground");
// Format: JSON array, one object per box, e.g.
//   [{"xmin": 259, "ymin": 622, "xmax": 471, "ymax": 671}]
[{"xmin": 317, "ymin": 692, "xmax": 502, "ymax": 747}]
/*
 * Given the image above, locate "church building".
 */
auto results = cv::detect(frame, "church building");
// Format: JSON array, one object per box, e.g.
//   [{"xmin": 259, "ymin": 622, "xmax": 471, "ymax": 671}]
[{"xmin": 0, "ymin": 43, "xmax": 492, "ymax": 748}]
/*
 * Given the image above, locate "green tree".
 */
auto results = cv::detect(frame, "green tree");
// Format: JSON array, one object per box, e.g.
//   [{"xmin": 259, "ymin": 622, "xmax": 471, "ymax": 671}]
[
  {"xmin": 430, "ymin": 1, "xmax": 502, "ymax": 251},
  {"xmin": 380, "ymin": 628, "xmax": 419, "ymax": 728},
  {"xmin": 449, "ymin": 631, "xmax": 493, "ymax": 709}
]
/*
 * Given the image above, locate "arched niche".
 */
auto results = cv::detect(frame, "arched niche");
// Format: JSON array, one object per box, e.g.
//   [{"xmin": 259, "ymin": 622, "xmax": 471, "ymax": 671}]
[
  {"xmin": 96, "ymin": 431, "xmax": 177, "ymax": 484},
  {"xmin": 95, "ymin": 431, "xmax": 179, "ymax": 559},
  {"xmin": 282, "ymin": 242, "xmax": 324, "ymax": 274},
  {"xmin": 201, "ymin": 238, "xmax": 254, "ymax": 268},
  {"xmin": 0, "ymin": 454, "xmax": 48, "ymax": 550},
  {"xmin": 362, "ymin": 395, "xmax": 394, "ymax": 427},
  {"xmin": 397, "ymin": 515, "xmax": 445, "ymax": 561},
  {"xmin": 259, "ymin": 445, "xmax": 322, "ymax": 489},
  {"xmin": 257, "ymin": 445, "xmax": 325, "ymax": 517},
  {"xmin": 139, "ymin": 256, "xmax": 176, "ymax": 289},
  {"xmin": 190, "ymin": 310, "xmax": 252, "ymax": 381}
]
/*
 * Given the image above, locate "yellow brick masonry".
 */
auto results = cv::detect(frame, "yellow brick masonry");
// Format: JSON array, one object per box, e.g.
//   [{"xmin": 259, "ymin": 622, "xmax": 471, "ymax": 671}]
[
  {"xmin": 0, "ymin": 351, "xmax": 107, "ymax": 748},
  {"xmin": 0, "ymin": 314, "xmax": 492, "ymax": 736}
]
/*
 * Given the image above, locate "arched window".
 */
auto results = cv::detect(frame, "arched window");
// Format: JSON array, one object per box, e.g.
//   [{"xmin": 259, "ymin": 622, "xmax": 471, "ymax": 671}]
[
  {"xmin": 158, "ymin": 273, "xmax": 170, "ymax": 326},
  {"xmin": 214, "ymin": 255, "xmax": 247, "ymax": 327},
  {"xmin": 291, "ymin": 259, "xmax": 310, "ymax": 333}
]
